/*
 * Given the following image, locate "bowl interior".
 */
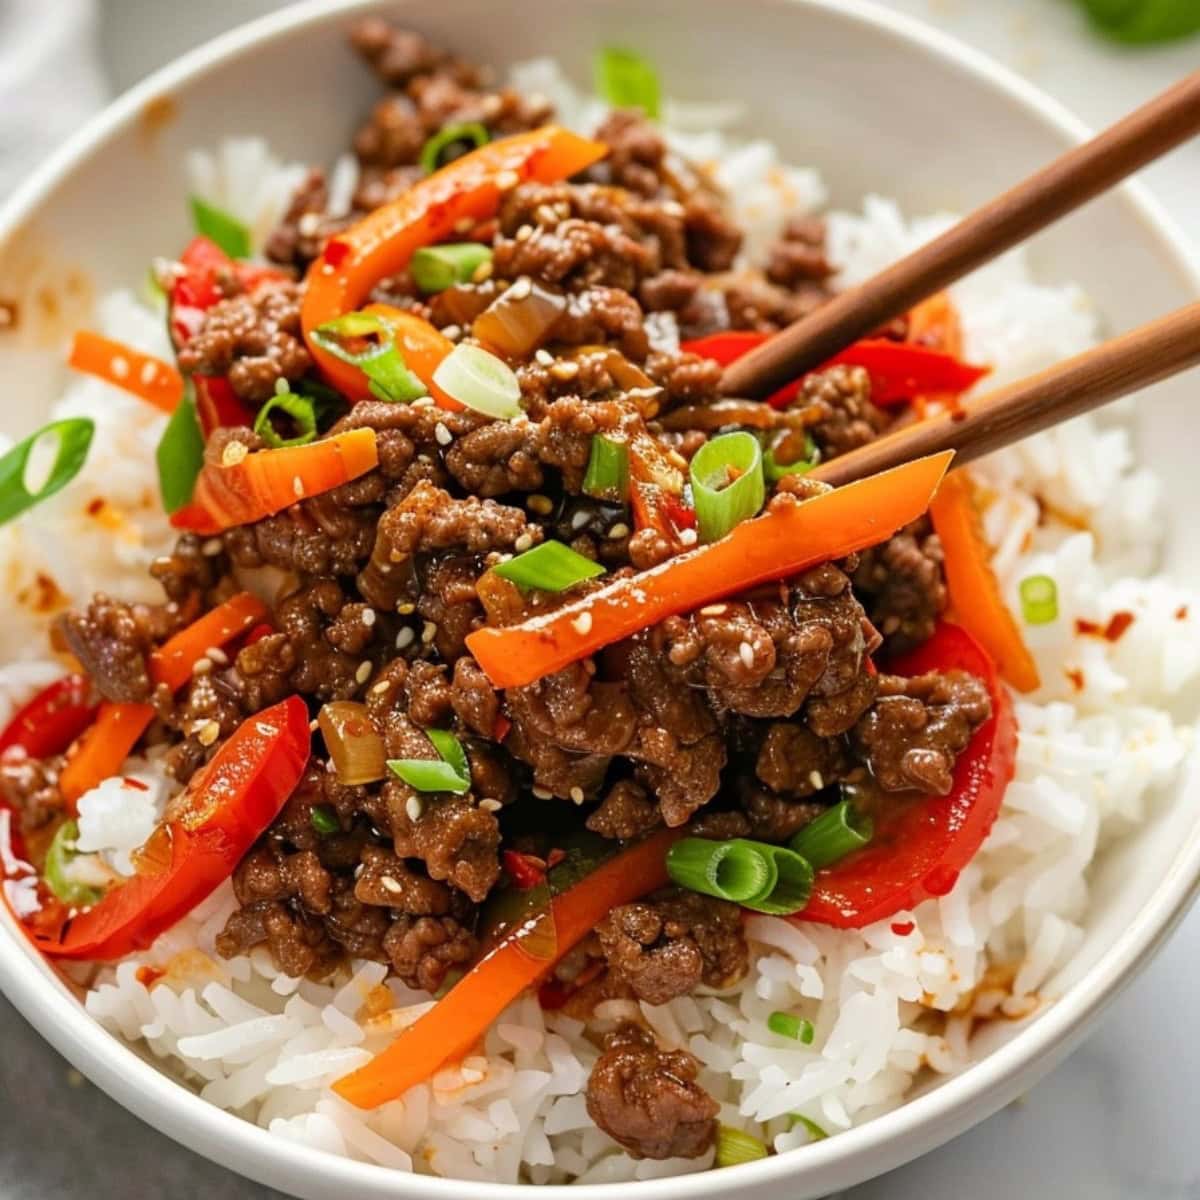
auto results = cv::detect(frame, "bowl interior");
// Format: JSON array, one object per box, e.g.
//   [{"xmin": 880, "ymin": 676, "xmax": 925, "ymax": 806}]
[{"xmin": 1, "ymin": 1, "xmax": 1198, "ymax": 1198}]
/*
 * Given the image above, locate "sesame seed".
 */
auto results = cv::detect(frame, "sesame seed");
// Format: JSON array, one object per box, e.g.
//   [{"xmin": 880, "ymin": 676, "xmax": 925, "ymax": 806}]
[
  {"xmin": 809, "ymin": 770, "xmax": 824, "ymax": 790},
  {"xmin": 196, "ymin": 720, "xmax": 220, "ymax": 747},
  {"xmin": 608, "ymin": 522, "xmax": 630, "ymax": 540},
  {"xmin": 411, "ymin": 396, "xmax": 436, "ymax": 408},
  {"xmin": 738, "ymin": 641, "xmax": 756, "ymax": 669},
  {"xmin": 472, "ymin": 259, "xmax": 493, "ymax": 283},
  {"xmin": 495, "ymin": 170, "xmax": 520, "ymax": 190},
  {"xmin": 663, "ymin": 200, "xmax": 686, "ymax": 218},
  {"xmin": 325, "ymin": 757, "xmax": 337, "ymax": 773},
  {"xmin": 397, "ymin": 602, "xmax": 416, "ymax": 615},
  {"xmin": 549, "ymin": 361, "xmax": 579, "ymax": 381},
  {"xmin": 569, "ymin": 787, "xmax": 585, "ymax": 805},
  {"xmin": 440, "ymin": 324, "xmax": 462, "ymax": 341},
  {"xmin": 109, "ymin": 355, "xmax": 130, "ymax": 380},
  {"xmin": 679, "ymin": 528, "xmax": 698, "ymax": 546},
  {"xmin": 205, "ymin": 646, "xmax": 229, "ymax": 666},
  {"xmin": 380, "ymin": 875, "xmax": 404, "ymax": 896},
  {"xmin": 571, "ymin": 611, "xmax": 593, "ymax": 635},
  {"xmin": 508, "ymin": 276, "xmax": 533, "ymax": 301},
  {"xmin": 405, "ymin": 795, "xmax": 424, "ymax": 822},
  {"xmin": 395, "ymin": 627, "xmax": 415, "ymax": 650},
  {"xmin": 700, "ymin": 604, "xmax": 727, "ymax": 616},
  {"xmin": 421, "ymin": 620, "xmax": 438, "ymax": 644},
  {"xmin": 531, "ymin": 786, "xmax": 552, "ymax": 800},
  {"xmin": 527, "ymin": 494, "xmax": 553, "ymax": 515},
  {"xmin": 362, "ymin": 608, "xmax": 377, "ymax": 627},
  {"xmin": 434, "ymin": 422, "xmax": 452, "ymax": 446},
  {"xmin": 513, "ymin": 532, "xmax": 534, "ymax": 553},
  {"xmin": 309, "ymin": 719, "xmax": 320, "ymax": 732},
  {"xmin": 534, "ymin": 348, "xmax": 554, "ymax": 366},
  {"xmin": 292, "ymin": 475, "xmax": 305, "ymax": 498},
  {"xmin": 192, "ymin": 657, "xmax": 213, "ymax": 676},
  {"xmin": 534, "ymin": 204, "xmax": 559, "ymax": 226},
  {"xmin": 298, "ymin": 212, "xmax": 320, "ymax": 237},
  {"xmin": 139, "ymin": 360, "xmax": 158, "ymax": 387},
  {"xmin": 479, "ymin": 798, "xmax": 502, "ymax": 813},
  {"xmin": 515, "ymin": 223, "xmax": 533, "ymax": 243},
  {"xmin": 355, "ymin": 660, "xmax": 372, "ymax": 685},
  {"xmin": 570, "ymin": 509, "xmax": 591, "ymax": 531},
  {"xmin": 371, "ymin": 679, "xmax": 390, "ymax": 695},
  {"xmin": 201, "ymin": 538, "xmax": 224, "ymax": 556},
  {"xmin": 221, "ymin": 441, "xmax": 248, "ymax": 467}
]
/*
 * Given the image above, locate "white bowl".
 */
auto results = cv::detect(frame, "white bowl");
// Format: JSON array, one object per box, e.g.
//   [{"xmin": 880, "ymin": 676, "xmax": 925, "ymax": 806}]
[{"xmin": 1, "ymin": 1, "xmax": 1198, "ymax": 1196}]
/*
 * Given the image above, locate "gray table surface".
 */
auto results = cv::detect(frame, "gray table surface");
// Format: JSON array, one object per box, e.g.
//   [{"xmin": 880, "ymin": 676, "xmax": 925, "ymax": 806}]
[{"xmin": 4, "ymin": 2, "xmax": 1200, "ymax": 1196}]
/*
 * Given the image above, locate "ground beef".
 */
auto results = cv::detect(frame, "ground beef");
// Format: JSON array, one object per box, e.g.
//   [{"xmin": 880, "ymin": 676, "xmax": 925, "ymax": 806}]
[
  {"xmin": 738, "ymin": 784, "xmax": 826, "ymax": 842},
  {"xmin": 755, "ymin": 722, "xmax": 847, "ymax": 797},
  {"xmin": 597, "ymin": 888, "xmax": 747, "ymax": 1005},
  {"xmin": 271, "ymin": 580, "xmax": 370, "ymax": 702},
  {"xmin": 176, "ymin": 279, "xmax": 312, "ymax": 403},
  {"xmin": 800, "ymin": 364, "xmax": 888, "ymax": 460},
  {"xmin": 854, "ymin": 669, "xmax": 992, "ymax": 794},
  {"xmin": 765, "ymin": 216, "xmax": 834, "ymax": 288},
  {"xmin": 586, "ymin": 1023, "xmax": 718, "ymax": 1159},
  {"xmin": 150, "ymin": 534, "xmax": 223, "ymax": 606},
  {"xmin": 586, "ymin": 779, "xmax": 661, "ymax": 840},
  {"xmin": 0, "ymin": 750, "xmax": 65, "ymax": 835},
  {"xmin": 492, "ymin": 217, "xmax": 659, "ymax": 292},
  {"xmin": 56, "ymin": 595, "xmax": 156, "ymax": 703},
  {"xmin": 853, "ymin": 519, "xmax": 947, "ymax": 656},
  {"xmin": 264, "ymin": 167, "xmax": 337, "ymax": 269}
]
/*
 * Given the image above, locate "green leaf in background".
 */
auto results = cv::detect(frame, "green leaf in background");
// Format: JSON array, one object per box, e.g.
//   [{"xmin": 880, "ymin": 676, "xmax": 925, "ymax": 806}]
[
  {"xmin": 1076, "ymin": 0, "xmax": 1200, "ymax": 44},
  {"xmin": 594, "ymin": 47, "xmax": 662, "ymax": 118},
  {"xmin": 189, "ymin": 195, "xmax": 251, "ymax": 258}
]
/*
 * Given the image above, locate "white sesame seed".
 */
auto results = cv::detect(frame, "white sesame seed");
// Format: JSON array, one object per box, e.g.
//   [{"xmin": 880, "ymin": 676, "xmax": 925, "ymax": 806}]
[
  {"xmin": 809, "ymin": 771, "xmax": 824, "ymax": 790},
  {"xmin": 380, "ymin": 875, "xmax": 404, "ymax": 896},
  {"xmin": 440, "ymin": 324, "xmax": 462, "ymax": 341},
  {"xmin": 192, "ymin": 657, "xmax": 213, "ymax": 676},
  {"xmin": 495, "ymin": 170, "xmax": 520, "ymax": 190},
  {"xmin": 515, "ymin": 223, "xmax": 533, "ymax": 243},
  {"xmin": 362, "ymin": 608, "xmax": 377, "ymax": 627},
  {"xmin": 325, "ymin": 758, "xmax": 337, "ymax": 773},
  {"xmin": 531, "ymin": 787, "xmax": 552, "ymax": 800},
  {"xmin": 434, "ymin": 422, "xmax": 452, "ymax": 447},
  {"xmin": 309, "ymin": 719, "xmax": 320, "ymax": 732},
  {"xmin": 472, "ymin": 259, "xmax": 493, "ymax": 283},
  {"xmin": 534, "ymin": 348, "xmax": 554, "ymax": 366},
  {"xmin": 405, "ymin": 795, "xmax": 424, "ymax": 822},
  {"xmin": 508, "ymin": 276, "xmax": 533, "ymax": 301},
  {"xmin": 221, "ymin": 441, "xmax": 248, "ymax": 467},
  {"xmin": 109, "ymin": 355, "xmax": 130, "ymax": 380},
  {"xmin": 700, "ymin": 604, "xmax": 727, "ymax": 616},
  {"xmin": 395, "ymin": 626, "xmax": 415, "ymax": 650},
  {"xmin": 738, "ymin": 641, "xmax": 756, "ymax": 669},
  {"xmin": 201, "ymin": 538, "xmax": 223, "ymax": 556},
  {"xmin": 608, "ymin": 523, "xmax": 630, "ymax": 540},
  {"xmin": 527, "ymin": 493, "xmax": 553, "ymax": 516},
  {"xmin": 513, "ymin": 533, "xmax": 534, "ymax": 553},
  {"xmin": 355, "ymin": 660, "xmax": 372, "ymax": 685},
  {"xmin": 293, "ymin": 475, "xmax": 305, "ymax": 498},
  {"xmin": 196, "ymin": 719, "xmax": 221, "ymax": 747},
  {"xmin": 371, "ymin": 679, "xmax": 390, "ymax": 695},
  {"xmin": 205, "ymin": 646, "xmax": 229, "ymax": 666},
  {"xmin": 534, "ymin": 204, "xmax": 559, "ymax": 226},
  {"xmin": 549, "ymin": 361, "xmax": 579, "ymax": 382},
  {"xmin": 479, "ymin": 798, "xmax": 502, "ymax": 813},
  {"xmin": 139, "ymin": 360, "xmax": 158, "ymax": 387},
  {"xmin": 421, "ymin": 620, "xmax": 438, "ymax": 644},
  {"xmin": 298, "ymin": 212, "xmax": 320, "ymax": 237},
  {"xmin": 412, "ymin": 396, "xmax": 436, "ymax": 408},
  {"xmin": 571, "ymin": 611, "xmax": 593, "ymax": 635},
  {"xmin": 570, "ymin": 509, "xmax": 591, "ymax": 532},
  {"xmin": 679, "ymin": 527, "xmax": 698, "ymax": 546},
  {"xmin": 396, "ymin": 602, "xmax": 416, "ymax": 615},
  {"xmin": 569, "ymin": 787, "xmax": 585, "ymax": 805}
]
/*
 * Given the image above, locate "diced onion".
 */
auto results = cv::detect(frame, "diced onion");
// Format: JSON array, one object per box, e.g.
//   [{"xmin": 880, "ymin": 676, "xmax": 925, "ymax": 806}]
[
  {"xmin": 318, "ymin": 701, "xmax": 386, "ymax": 786},
  {"xmin": 472, "ymin": 277, "xmax": 566, "ymax": 359}
]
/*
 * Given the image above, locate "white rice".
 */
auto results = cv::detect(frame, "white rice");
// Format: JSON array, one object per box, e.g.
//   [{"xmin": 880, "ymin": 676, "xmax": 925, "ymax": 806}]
[{"xmin": 2, "ymin": 59, "xmax": 1195, "ymax": 1184}]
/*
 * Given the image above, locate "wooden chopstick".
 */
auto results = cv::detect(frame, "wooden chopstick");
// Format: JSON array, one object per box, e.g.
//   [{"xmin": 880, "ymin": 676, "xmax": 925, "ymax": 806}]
[
  {"xmin": 807, "ymin": 301, "xmax": 1200, "ymax": 488},
  {"xmin": 721, "ymin": 70, "xmax": 1200, "ymax": 399}
]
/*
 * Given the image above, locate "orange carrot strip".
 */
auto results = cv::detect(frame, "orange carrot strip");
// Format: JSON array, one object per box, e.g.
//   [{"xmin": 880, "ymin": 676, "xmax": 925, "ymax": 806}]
[
  {"xmin": 906, "ymin": 292, "xmax": 965, "ymax": 418},
  {"xmin": 334, "ymin": 828, "xmax": 682, "ymax": 1109},
  {"xmin": 67, "ymin": 331, "xmax": 184, "ymax": 414},
  {"xmin": 170, "ymin": 428, "xmax": 379, "ymax": 535},
  {"xmin": 929, "ymin": 470, "xmax": 1040, "ymax": 693},
  {"xmin": 362, "ymin": 304, "xmax": 460, "ymax": 411},
  {"xmin": 466, "ymin": 451, "xmax": 955, "ymax": 690},
  {"xmin": 302, "ymin": 127, "xmax": 607, "ymax": 401},
  {"xmin": 59, "ymin": 592, "xmax": 270, "ymax": 803}
]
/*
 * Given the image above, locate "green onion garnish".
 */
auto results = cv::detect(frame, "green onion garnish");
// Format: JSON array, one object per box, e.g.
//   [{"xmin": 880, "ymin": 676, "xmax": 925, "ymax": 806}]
[
  {"xmin": 690, "ymin": 431, "xmax": 765, "ymax": 543},
  {"xmin": 767, "ymin": 1011, "xmax": 802, "ymax": 1040},
  {"xmin": 44, "ymin": 820, "xmax": 104, "ymax": 907},
  {"xmin": 310, "ymin": 805, "xmax": 340, "ymax": 835},
  {"xmin": 582, "ymin": 434, "xmax": 630, "ymax": 504},
  {"xmin": 155, "ymin": 392, "xmax": 205, "ymax": 514},
  {"xmin": 1019, "ymin": 574, "xmax": 1058, "ymax": 625},
  {"xmin": 387, "ymin": 728, "xmax": 471, "ymax": 795},
  {"xmin": 312, "ymin": 311, "xmax": 427, "ymax": 403},
  {"xmin": 594, "ymin": 47, "xmax": 662, "ymax": 119},
  {"xmin": 432, "ymin": 343, "xmax": 522, "ymax": 420},
  {"xmin": 764, "ymin": 433, "xmax": 818, "ymax": 483},
  {"xmin": 493, "ymin": 540, "xmax": 605, "ymax": 593},
  {"xmin": 0, "ymin": 418, "xmax": 94, "ymax": 527},
  {"xmin": 411, "ymin": 243, "xmax": 493, "ymax": 294},
  {"xmin": 790, "ymin": 1114, "xmax": 828, "ymax": 1141},
  {"xmin": 419, "ymin": 122, "xmax": 490, "ymax": 175},
  {"xmin": 253, "ymin": 384, "xmax": 318, "ymax": 449},
  {"xmin": 715, "ymin": 1125, "xmax": 768, "ymax": 1168},
  {"xmin": 189, "ymin": 195, "xmax": 251, "ymax": 259},
  {"xmin": 666, "ymin": 837, "xmax": 815, "ymax": 915},
  {"xmin": 788, "ymin": 800, "xmax": 873, "ymax": 870}
]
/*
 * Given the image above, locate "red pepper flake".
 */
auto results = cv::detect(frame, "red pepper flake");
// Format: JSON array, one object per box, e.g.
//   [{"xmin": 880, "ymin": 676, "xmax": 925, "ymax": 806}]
[
  {"xmin": 121, "ymin": 776, "xmax": 149, "ymax": 791},
  {"xmin": 537, "ymin": 979, "xmax": 570, "ymax": 1010},
  {"xmin": 323, "ymin": 238, "xmax": 351, "ymax": 268},
  {"xmin": 502, "ymin": 849, "xmax": 547, "ymax": 890},
  {"xmin": 1103, "ymin": 611, "xmax": 1134, "ymax": 642},
  {"xmin": 665, "ymin": 496, "xmax": 697, "ymax": 531},
  {"xmin": 546, "ymin": 848, "xmax": 566, "ymax": 869},
  {"xmin": 135, "ymin": 965, "xmax": 164, "ymax": 988},
  {"xmin": 1065, "ymin": 667, "xmax": 1085, "ymax": 693},
  {"xmin": 1074, "ymin": 618, "xmax": 1102, "ymax": 637},
  {"xmin": 85, "ymin": 498, "xmax": 105, "ymax": 516},
  {"xmin": 1176, "ymin": 605, "xmax": 1190, "ymax": 621},
  {"xmin": 890, "ymin": 921, "xmax": 915, "ymax": 936}
]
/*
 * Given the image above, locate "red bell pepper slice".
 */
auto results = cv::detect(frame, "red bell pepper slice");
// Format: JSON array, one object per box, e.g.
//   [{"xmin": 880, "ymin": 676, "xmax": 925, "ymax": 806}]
[
  {"xmin": 0, "ymin": 675, "xmax": 96, "ymax": 760},
  {"xmin": 798, "ymin": 622, "xmax": 1017, "ymax": 929},
  {"xmin": 34, "ymin": 696, "xmax": 311, "ymax": 961},
  {"xmin": 192, "ymin": 375, "xmax": 253, "ymax": 438},
  {"xmin": 682, "ymin": 331, "xmax": 989, "ymax": 411}
]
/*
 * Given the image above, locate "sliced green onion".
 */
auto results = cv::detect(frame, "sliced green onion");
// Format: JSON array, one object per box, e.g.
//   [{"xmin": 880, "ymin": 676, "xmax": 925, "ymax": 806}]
[
  {"xmin": 411, "ymin": 243, "xmax": 493, "ymax": 294},
  {"xmin": 189, "ymin": 195, "xmax": 251, "ymax": 259},
  {"xmin": 582, "ymin": 435, "xmax": 630, "ymax": 504},
  {"xmin": 419, "ymin": 122, "xmax": 490, "ymax": 175},
  {"xmin": 715, "ymin": 1125, "xmax": 768, "ymax": 1168},
  {"xmin": 44, "ymin": 820, "xmax": 104, "ymax": 907},
  {"xmin": 253, "ymin": 384, "xmax": 317, "ymax": 448},
  {"xmin": 432, "ymin": 343, "xmax": 522, "ymax": 419},
  {"xmin": 312, "ymin": 311, "xmax": 428, "ymax": 403},
  {"xmin": 797, "ymin": 1018, "xmax": 815, "ymax": 1045},
  {"xmin": 690, "ymin": 431, "xmax": 765, "ymax": 543},
  {"xmin": 788, "ymin": 800, "xmax": 873, "ymax": 871},
  {"xmin": 594, "ymin": 47, "xmax": 662, "ymax": 119},
  {"xmin": 387, "ymin": 758, "xmax": 470, "ymax": 795},
  {"xmin": 310, "ymin": 805, "xmax": 340, "ymax": 835},
  {"xmin": 155, "ymin": 393, "xmax": 205, "ymax": 514},
  {"xmin": 764, "ymin": 433, "xmax": 818, "ymax": 483},
  {"xmin": 790, "ymin": 1114, "xmax": 828, "ymax": 1141},
  {"xmin": 767, "ymin": 1011, "xmax": 803, "ymax": 1040},
  {"xmin": 1019, "ymin": 574, "xmax": 1058, "ymax": 625},
  {"xmin": 0, "ymin": 418, "xmax": 94, "ymax": 527},
  {"xmin": 493, "ymin": 540, "xmax": 605, "ymax": 593},
  {"xmin": 742, "ymin": 844, "xmax": 813, "ymax": 915},
  {"xmin": 666, "ymin": 837, "xmax": 773, "ymax": 904},
  {"xmin": 425, "ymin": 729, "xmax": 470, "ymax": 786}
]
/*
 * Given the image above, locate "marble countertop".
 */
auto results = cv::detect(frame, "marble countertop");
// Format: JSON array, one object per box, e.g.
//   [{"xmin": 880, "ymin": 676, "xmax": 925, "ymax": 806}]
[{"xmin": 3, "ymin": 2, "xmax": 1199, "ymax": 1197}]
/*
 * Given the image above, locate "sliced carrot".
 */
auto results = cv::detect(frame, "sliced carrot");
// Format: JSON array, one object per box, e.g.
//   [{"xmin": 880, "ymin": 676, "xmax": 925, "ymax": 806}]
[
  {"xmin": 929, "ymin": 470, "xmax": 1040, "ymax": 693},
  {"xmin": 362, "ymin": 304, "xmax": 461, "ymax": 411},
  {"xmin": 58, "ymin": 592, "xmax": 270, "ymax": 804},
  {"xmin": 334, "ymin": 827, "xmax": 682, "ymax": 1109},
  {"xmin": 67, "ymin": 331, "xmax": 183, "ymax": 414},
  {"xmin": 170, "ymin": 428, "xmax": 379, "ymax": 535},
  {"xmin": 302, "ymin": 126, "xmax": 607, "ymax": 401},
  {"xmin": 466, "ymin": 451, "xmax": 954, "ymax": 690}
]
